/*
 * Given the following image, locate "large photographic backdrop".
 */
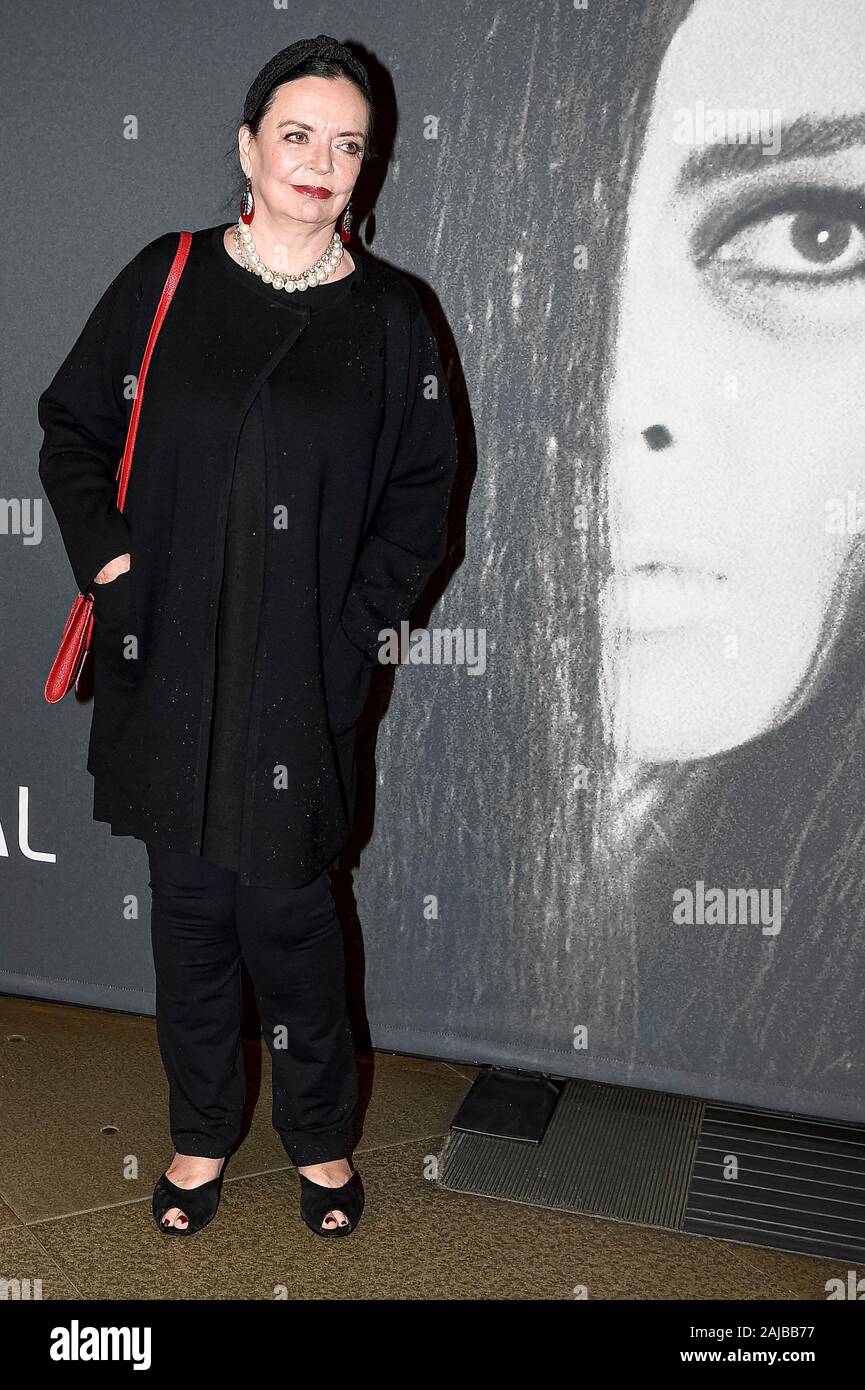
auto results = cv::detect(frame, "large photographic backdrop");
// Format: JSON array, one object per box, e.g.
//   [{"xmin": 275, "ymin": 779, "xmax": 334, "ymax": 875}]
[{"xmin": 5, "ymin": 0, "xmax": 864, "ymax": 1123}]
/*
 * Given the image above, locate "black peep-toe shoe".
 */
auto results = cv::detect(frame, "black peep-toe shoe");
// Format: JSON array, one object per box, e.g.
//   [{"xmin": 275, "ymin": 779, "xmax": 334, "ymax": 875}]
[
  {"xmin": 298, "ymin": 1167, "xmax": 365, "ymax": 1238},
  {"xmin": 152, "ymin": 1159, "xmax": 227, "ymax": 1237}
]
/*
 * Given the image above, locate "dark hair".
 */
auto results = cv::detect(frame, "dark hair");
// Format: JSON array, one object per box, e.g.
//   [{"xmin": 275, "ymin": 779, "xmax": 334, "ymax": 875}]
[{"xmin": 224, "ymin": 56, "xmax": 376, "ymax": 214}]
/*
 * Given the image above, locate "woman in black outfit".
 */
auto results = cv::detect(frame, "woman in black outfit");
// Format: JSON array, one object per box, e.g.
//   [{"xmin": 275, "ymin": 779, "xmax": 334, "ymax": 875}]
[{"xmin": 37, "ymin": 35, "xmax": 458, "ymax": 1239}]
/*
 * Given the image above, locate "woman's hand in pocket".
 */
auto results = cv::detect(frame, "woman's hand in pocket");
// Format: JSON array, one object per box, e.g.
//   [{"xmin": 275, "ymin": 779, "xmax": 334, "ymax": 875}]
[
  {"xmin": 322, "ymin": 619, "xmax": 376, "ymax": 735},
  {"xmin": 92, "ymin": 565, "xmax": 138, "ymax": 680},
  {"xmin": 93, "ymin": 552, "xmax": 131, "ymax": 585}
]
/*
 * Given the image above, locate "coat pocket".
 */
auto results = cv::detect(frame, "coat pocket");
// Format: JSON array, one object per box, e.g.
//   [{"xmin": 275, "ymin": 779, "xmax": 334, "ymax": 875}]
[
  {"xmin": 322, "ymin": 618, "xmax": 376, "ymax": 735},
  {"xmin": 91, "ymin": 569, "xmax": 140, "ymax": 684}
]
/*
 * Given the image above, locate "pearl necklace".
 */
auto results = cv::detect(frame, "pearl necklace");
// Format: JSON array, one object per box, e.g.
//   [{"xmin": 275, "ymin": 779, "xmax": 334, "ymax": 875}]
[{"xmin": 232, "ymin": 220, "xmax": 344, "ymax": 293}]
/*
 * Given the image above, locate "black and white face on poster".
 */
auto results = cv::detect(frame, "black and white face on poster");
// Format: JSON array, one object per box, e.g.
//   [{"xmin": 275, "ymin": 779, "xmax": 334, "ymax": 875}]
[{"xmin": 370, "ymin": 0, "xmax": 865, "ymax": 1124}]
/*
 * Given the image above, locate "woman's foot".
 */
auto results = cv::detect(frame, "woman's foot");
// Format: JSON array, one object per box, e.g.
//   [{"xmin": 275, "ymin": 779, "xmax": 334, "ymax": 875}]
[
  {"xmin": 296, "ymin": 1158, "xmax": 353, "ymax": 1230},
  {"xmin": 160, "ymin": 1154, "xmax": 226, "ymax": 1230}
]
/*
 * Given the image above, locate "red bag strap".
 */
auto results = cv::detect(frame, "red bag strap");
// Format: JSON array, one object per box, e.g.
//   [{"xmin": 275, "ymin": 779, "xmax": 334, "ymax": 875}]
[{"xmin": 114, "ymin": 230, "xmax": 192, "ymax": 512}]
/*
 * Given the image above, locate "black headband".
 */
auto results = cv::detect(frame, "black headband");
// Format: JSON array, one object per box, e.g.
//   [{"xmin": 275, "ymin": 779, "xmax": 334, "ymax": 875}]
[{"xmin": 243, "ymin": 33, "xmax": 372, "ymax": 127}]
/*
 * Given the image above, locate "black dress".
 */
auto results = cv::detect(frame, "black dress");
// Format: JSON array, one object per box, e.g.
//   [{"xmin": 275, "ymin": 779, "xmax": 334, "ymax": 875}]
[
  {"xmin": 199, "ymin": 254, "xmax": 361, "ymax": 875},
  {"xmin": 199, "ymin": 393, "xmax": 267, "ymax": 873}
]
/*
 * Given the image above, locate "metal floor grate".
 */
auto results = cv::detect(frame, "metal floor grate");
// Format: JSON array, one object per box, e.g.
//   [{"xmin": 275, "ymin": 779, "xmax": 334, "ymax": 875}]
[
  {"xmin": 437, "ymin": 1078, "xmax": 865, "ymax": 1262},
  {"xmin": 439, "ymin": 1078, "xmax": 703, "ymax": 1230},
  {"xmin": 683, "ymin": 1105, "xmax": 865, "ymax": 1263}
]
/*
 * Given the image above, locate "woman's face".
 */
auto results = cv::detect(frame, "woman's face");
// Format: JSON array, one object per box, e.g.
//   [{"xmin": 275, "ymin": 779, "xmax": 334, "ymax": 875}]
[
  {"xmin": 602, "ymin": 0, "xmax": 865, "ymax": 763},
  {"xmin": 240, "ymin": 75, "xmax": 368, "ymax": 232}
]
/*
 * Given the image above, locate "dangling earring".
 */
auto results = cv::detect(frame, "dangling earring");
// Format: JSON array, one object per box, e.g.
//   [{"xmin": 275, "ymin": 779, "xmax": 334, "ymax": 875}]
[
  {"xmin": 240, "ymin": 175, "xmax": 255, "ymax": 225},
  {"xmin": 339, "ymin": 201, "xmax": 353, "ymax": 244}
]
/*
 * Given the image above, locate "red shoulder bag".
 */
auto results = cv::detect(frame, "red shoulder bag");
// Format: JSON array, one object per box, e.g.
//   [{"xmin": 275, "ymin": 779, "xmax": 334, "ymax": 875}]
[{"xmin": 44, "ymin": 230, "xmax": 192, "ymax": 703}]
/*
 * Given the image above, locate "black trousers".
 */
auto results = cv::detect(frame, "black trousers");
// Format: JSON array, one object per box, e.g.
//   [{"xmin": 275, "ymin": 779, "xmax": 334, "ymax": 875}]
[{"xmin": 146, "ymin": 845, "xmax": 358, "ymax": 1167}]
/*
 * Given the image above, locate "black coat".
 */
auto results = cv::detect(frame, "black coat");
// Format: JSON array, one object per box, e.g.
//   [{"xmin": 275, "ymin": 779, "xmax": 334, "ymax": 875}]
[{"xmin": 37, "ymin": 223, "xmax": 458, "ymax": 886}]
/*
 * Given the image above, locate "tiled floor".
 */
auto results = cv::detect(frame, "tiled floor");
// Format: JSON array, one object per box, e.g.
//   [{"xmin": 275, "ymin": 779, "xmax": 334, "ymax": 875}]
[{"xmin": 0, "ymin": 995, "xmax": 858, "ymax": 1300}]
